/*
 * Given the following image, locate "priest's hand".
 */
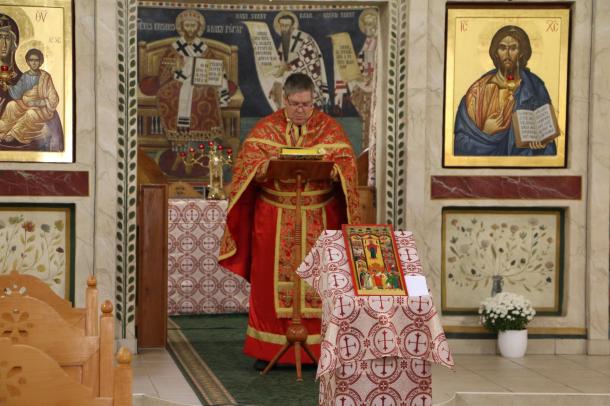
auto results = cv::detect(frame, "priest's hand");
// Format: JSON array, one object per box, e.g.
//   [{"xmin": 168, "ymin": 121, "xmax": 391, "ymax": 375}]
[
  {"xmin": 330, "ymin": 166, "xmax": 340, "ymax": 182},
  {"xmin": 255, "ymin": 160, "xmax": 270, "ymax": 182}
]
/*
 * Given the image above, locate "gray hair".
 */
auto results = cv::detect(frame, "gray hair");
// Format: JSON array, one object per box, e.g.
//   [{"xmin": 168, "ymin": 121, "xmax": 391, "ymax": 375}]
[{"xmin": 283, "ymin": 73, "xmax": 315, "ymax": 97}]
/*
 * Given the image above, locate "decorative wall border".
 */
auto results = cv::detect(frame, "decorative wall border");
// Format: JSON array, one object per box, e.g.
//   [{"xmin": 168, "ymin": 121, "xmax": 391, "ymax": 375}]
[
  {"xmin": 384, "ymin": 0, "xmax": 408, "ymax": 227},
  {"xmin": 115, "ymin": 0, "xmax": 407, "ymax": 335},
  {"xmin": 116, "ymin": 0, "xmax": 139, "ymax": 339},
  {"xmin": 138, "ymin": 1, "xmax": 362, "ymax": 11}
]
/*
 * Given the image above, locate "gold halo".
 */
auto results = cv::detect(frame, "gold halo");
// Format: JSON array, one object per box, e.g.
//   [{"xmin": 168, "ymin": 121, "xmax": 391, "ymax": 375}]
[
  {"xmin": 273, "ymin": 11, "xmax": 299, "ymax": 36},
  {"xmin": 15, "ymin": 40, "xmax": 50, "ymax": 73},
  {"xmin": 175, "ymin": 9, "xmax": 206, "ymax": 38},
  {"xmin": 358, "ymin": 9, "xmax": 379, "ymax": 35}
]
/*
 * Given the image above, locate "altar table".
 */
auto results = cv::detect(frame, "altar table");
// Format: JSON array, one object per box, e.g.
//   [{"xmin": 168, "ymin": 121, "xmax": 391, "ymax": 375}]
[
  {"xmin": 167, "ymin": 199, "xmax": 249, "ymax": 315},
  {"xmin": 296, "ymin": 230, "xmax": 453, "ymax": 406}
]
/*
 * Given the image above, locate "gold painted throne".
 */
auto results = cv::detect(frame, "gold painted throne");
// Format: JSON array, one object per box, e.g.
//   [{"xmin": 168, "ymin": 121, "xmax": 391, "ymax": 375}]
[{"xmin": 137, "ymin": 37, "xmax": 244, "ymax": 148}]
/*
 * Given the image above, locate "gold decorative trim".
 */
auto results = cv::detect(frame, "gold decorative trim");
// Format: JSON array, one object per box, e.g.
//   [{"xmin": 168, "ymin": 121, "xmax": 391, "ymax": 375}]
[
  {"xmin": 262, "ymin": 187, "xmax": 332, "ymax": 197},
  {"xmin": 167, "ymin": 318, "xmax": 236, "ymax": 404},
  {"xmin": 226, "ymin": 168, "xmax": 258, "ymax": 213},
  {"xmin": 273, "ymin": 208, "xmax": 283, "ymax": 315},
  {"xmin": 245, "ymin": 138, "xmax": 286, "ymax": 148},
  {"xmin": 260, "ymin": 194, "xmax": 335, "ymax": 210}
]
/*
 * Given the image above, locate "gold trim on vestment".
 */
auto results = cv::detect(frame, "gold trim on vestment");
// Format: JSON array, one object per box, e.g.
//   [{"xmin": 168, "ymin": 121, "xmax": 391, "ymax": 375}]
[
  {"xmin": 246, "ymin": 325, "xmax": 321, "ymax": 345},
  {"xmin": 271, "ymin": 199, "xmax": 325, "ymax": 318},
  {"xmin": 260, "ymin": 195, "xmax": 335, "ymax": 210},
  {"xmin": 284, "ymin": 121, "xmax": 307, "ymax": 147},
  {"xmin": 308, "ymin": 142, "xmax": 353, "ymax": 150},
  {"xmin": 336, "ymin": 166, "xmax": 353, "ymax": 223},
  {"xmin": 261, "ymin": 187, "xmax": 332, "ymax": 197},
  {"xmin": 244, "ymin": 138, "xmax": 286, "ymax": 148},
  {"xmin": 227, "ymin": 165, "xmax": 259, "ymax": 214},
  {"xmin": 219, "ymin": 164, "xmax": 260, "ymax": 262},
  {"xmin": 273, "ymin": 208, "xmax": 283, "ymax": 316},
  {"xmin": 218, "ymin": 247, "xmax": 235, "ymax": 261}
]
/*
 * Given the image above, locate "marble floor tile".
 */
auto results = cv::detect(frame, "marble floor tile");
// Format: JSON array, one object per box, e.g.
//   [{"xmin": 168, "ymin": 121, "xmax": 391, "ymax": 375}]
[
  {"xmin": 132, "ymin": 349, "xmax": 202, "ymax": 406},
  {"xmin": 487, "ymin": 375, "xmax": 577, "ymax": 393},
  {"xmin": 559, "ymin": 355, "xmax": 610, "ymax": 374},
  {"xmin": 507, "ymin": 355, "xmax": 588, "ymax": 370},
  {"xmin": 132, "ymin": 349, "xmax": 610, "ymax": 405}
]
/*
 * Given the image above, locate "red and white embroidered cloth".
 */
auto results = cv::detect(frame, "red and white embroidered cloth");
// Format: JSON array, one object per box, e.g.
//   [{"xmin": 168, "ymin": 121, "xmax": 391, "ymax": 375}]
[
  {"xmin": 296, "ymin": 230, "xmax": 453, "ymax": 406},
  {"xmin": 168, "ymin": 199, "xmax": 249, "ymax": 315}
]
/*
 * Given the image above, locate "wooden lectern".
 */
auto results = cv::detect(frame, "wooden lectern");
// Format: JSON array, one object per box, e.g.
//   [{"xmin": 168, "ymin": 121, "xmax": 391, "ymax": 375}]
[{"xmin": 260, "ymin": 159, "xmax": 334, "ymax": 381}]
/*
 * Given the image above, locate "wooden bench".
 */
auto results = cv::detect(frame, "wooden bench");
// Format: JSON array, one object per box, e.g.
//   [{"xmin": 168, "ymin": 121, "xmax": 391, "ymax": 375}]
[
  {"xmin": 0, "ymin": 272, "xmax": 126, "ymax": 398},
  {"xmin": 0, "ymin": 337, "xmax": 131, "ymax": 405},
  {"xmin": 0, "ymin": 271, "xmax": 98, "ymax": 331}
]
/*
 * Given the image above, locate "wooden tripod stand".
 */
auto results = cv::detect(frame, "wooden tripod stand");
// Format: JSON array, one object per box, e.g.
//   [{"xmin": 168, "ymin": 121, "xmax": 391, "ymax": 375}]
[{"xmin": 260, "ymin": 159, "xmax": 334, "ymax": 381}]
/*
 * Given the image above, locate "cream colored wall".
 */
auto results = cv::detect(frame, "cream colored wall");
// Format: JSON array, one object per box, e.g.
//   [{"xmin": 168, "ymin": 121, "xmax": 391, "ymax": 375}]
[
  {"xmin": 404, "ymin": 0, "xmax": 609, "ymax": 353},
  {"xmin": 23, "ymin": 0, "xmax": 605, "ymax": 352},
  {"xmin": 0, "ymin": 0, "xmax": 118, "ymax": 310}
]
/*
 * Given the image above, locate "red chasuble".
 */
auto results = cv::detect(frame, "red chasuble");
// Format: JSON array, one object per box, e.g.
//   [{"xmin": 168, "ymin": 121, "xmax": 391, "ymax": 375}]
[{"xmin": 220, "ymin": 109, "xmax": 360, "ymax": 363}]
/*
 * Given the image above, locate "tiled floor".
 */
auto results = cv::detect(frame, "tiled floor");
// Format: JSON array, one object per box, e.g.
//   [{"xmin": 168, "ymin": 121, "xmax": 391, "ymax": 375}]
[
  {"xmin": 433, "ymin": 354, "xmax": 610, "ymax": 403},
  {"xmin": 132, "ymin": 349, "xmax": 610, "ymax": 405},
  {"xmin": 132, "ymin": 348, "xmax": 202, "ymax": 406}
]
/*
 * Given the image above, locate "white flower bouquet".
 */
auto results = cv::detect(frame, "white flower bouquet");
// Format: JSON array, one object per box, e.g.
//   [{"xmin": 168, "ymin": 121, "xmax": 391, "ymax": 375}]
[{"xmin": 478, "ymin": 292, "xmax": 536, "ymax": 332}]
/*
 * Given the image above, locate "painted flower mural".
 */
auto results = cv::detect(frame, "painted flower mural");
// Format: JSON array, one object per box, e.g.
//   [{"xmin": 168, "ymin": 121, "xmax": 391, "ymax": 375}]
[
  {"xmin": 442, "ymin": 209, "xmax": 562, "ymax": 313},
  {"xmin": 0, "ymin": 209, "xmax": 70, "ymax": 299}
]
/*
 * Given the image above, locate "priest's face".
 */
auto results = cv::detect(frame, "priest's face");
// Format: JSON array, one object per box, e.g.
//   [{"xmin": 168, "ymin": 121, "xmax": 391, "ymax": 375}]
[
  {"xmin": 496, "ymin": 35, "xmax": 520, "ymax": 75},
  {"xmin": 284, "ymin": 90, "xmax": 314, "ymax": 125}
]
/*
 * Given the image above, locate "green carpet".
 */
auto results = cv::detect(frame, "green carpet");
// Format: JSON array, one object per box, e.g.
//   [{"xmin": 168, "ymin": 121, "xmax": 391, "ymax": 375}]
[{"xmin": 168, "ymin": 314, "xmax": 318, "ymax": 406}]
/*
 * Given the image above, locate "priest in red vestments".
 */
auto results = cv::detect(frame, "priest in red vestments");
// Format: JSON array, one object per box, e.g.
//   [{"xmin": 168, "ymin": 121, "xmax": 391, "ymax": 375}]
[{"xmin": 220, "ymin": 73, "xmax": 359, "ymax": 367}]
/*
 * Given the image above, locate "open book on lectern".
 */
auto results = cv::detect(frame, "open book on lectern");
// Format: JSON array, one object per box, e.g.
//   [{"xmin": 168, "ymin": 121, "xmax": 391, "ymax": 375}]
[{"xmin": 279, "ymin": 147, "xmax": 325, "ymax": 160}]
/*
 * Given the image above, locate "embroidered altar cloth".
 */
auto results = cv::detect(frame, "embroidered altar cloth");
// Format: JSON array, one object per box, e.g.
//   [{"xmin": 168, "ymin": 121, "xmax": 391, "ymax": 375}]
[
  {"xmin": 296, "ymin": 230, "xmax": 453, "ymax": 406},
  {"xmin": 168, "ymin": 199, "xmax": 249, "ymax": 315}
]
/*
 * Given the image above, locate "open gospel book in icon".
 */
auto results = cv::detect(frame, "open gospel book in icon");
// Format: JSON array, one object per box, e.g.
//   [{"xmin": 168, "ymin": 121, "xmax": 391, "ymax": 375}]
[
  {"xmin": 512, "ymin": 103, "xmax": 560, "ymax": 148},
  {"xmin": 192, "ymin": 57, "xmax": 224, "ymax": 86},
  {"xmin": 343, "ymin": 224, "xmax": 408, "ymax": 296}
]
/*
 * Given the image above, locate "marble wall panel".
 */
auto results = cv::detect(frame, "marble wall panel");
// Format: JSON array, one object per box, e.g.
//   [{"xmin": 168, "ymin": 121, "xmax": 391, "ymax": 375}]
[
  {"xmin": 404, "ymin": 0, "xmax": 605, "ymax": 348},
  {"xmin": 430, "ymin": 176, "xmax": 581, "ymax": 200},
  {"xmin": 0, "ymin": 171, "xmax": 89, "ymax": 196},
  {"xmin": 0, "ymin": 0, "xmax": 99, "ymax": 308},
  {"xmin": 587, "ymin": 0, "xmax": 610, "ymax": 347}
]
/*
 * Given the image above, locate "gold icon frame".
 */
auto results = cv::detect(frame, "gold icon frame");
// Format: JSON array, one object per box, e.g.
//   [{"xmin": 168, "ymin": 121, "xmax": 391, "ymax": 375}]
[
  {"xmin": 443, "ymin": 5, "xmax": 570, "ymax": 168},
  {"xmin": 0, "ymin": 0, "xmax": 73, "ymax": 162}
]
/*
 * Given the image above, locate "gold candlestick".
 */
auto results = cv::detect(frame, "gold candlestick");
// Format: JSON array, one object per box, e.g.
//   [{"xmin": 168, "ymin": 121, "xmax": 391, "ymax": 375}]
[
  {"xmin": 206, "ymin": 141, "xmax": 232, "ymax": 200},
  {"xmin": 174, "ymin": 143, "xmax": 207, "ymax": 176}
]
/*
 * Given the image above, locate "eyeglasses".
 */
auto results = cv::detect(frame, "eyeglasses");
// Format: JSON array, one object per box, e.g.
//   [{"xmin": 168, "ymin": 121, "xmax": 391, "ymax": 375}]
[{"xmin": 285, "ymin": 99, "xmax": 314, "ymax": 110}]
